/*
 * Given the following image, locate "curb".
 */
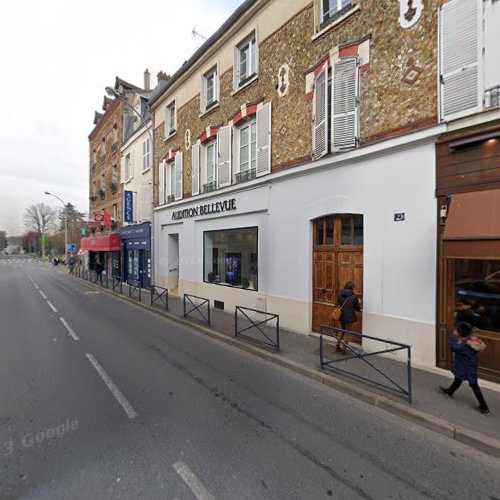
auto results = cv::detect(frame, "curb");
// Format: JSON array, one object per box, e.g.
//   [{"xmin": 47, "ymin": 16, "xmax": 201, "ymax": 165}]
[{"xmin": 67, "ymin": 272, "xmax": 500, "ymax": 460}]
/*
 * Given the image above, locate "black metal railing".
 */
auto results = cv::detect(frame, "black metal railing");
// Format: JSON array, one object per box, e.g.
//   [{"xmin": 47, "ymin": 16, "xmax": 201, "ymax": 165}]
[
  {"xmin": 151, "ymin": 285, "xmax": 169, "ymax": 311},
  {"xmin": 128, "ymin": 279, "xmax": 142, "ymax": 301},
  {"xmin": 100, "ymin": 274, "xmax": 109, "ymax": 289},
  {"xmin": 111, "ymin": 142, "xmax": 118, "ymax": 155},
  {"xmin": 89, "ymin": 270, "xmax": 98, "ymax": 284},
  {"xmin": 202, "ymin": 181, "xmax": 216, "ymax": 193},
  {"xmin": 183, "ymin": 294, "xmax": 210, "ymax": 326},
  {"xmin": 235, "ymin": 168, "xmax": 256, "ymax": 184},
  {"xmin": 113, "ymin": 276, "xmax": 122, "ymax": 293},
  {"xmin": 167, "ymin": 194, "xmax": 175, "ymax": 203},
  {"xmin": 234, "ymin": 306, "xmax": 280, "ymax": 350},
  {"xmin": 319, "ymin": 325, "xmax": 412, "ymax": 403}
]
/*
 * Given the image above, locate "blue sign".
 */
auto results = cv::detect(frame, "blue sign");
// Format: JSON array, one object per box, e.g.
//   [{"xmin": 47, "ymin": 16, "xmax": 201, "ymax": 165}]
[
  {"xmin": 394, "ymin": 213, "xmax": 405, "ymax": 222},
  {"xmin": 120, "ymin": 223, "xmax": 151, "ymax": 250},
  {"xmin": 124, "ymin": 191, "xmax": 134, "ymax": 223},
  {"xmin": 67, "ymin": 244, "xmax": 76, "ymax": 252}
]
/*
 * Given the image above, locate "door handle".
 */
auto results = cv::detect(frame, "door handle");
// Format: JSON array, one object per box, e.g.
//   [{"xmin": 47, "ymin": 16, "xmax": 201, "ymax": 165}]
[
  {"xmin": 320, "ymin": 288, "xmax": 326, "ymax": 294},
  {"xmin": 169, "ymin": 267, "xmax": 178, "ymax": 272}
]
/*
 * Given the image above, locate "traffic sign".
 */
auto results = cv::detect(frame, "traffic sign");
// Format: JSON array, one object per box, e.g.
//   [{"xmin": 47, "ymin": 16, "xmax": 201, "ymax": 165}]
[{"xmin": 67, "ymin": 244, "xmax": 76, "ymax": 252}]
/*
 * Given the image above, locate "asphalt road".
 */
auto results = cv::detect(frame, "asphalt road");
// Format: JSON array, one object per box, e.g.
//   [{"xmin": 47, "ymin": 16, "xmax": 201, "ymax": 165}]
[{"xmin": 1, "ymin": 257, "xmax": 500, "ymax": 499}]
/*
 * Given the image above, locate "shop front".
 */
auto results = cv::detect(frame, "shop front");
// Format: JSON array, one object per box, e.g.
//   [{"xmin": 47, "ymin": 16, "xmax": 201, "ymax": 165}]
[
  {"xmin": 80, "ymin": 233, "xmax": 121, "ymax": 278},
  {"xmin": 119, "ymin": 223, "xmax": 151, "ymax": 288},
  {"xmin": 436, "ymin": 125, "xmax": 500, "ymax": 383}
]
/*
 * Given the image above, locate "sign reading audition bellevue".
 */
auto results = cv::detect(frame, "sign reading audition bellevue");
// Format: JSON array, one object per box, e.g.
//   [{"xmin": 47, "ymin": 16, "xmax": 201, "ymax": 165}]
[{"xmin": 171, "ymin": 198, "xmax": 236, "ymax": 220}]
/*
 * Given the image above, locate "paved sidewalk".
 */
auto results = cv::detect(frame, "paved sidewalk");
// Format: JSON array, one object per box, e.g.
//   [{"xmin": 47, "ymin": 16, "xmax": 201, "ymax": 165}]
[{"xmin": 61, "ymin": 267, "xmax": 500, "ymax": 450}]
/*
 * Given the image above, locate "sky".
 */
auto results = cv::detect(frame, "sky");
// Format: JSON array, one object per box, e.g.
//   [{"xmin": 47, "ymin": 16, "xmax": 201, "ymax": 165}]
[{"xmin": 0, "ymin": 0, "xmax": 242, "ymax": 236}]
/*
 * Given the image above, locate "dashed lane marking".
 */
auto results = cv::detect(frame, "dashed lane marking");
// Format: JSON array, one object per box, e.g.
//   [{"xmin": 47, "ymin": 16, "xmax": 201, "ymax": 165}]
[
  {"xmin": 39, "ymin": 290, "xmax": 47, "ymax": 299},
  {"xmin": 173, "ymin": 461, "xmax": 215, "ymax": 500},
  {"xmin": 59, "ymin": 317, "xmax": 79, "ymax": 341},
  {"xmin": 46, "ymin": 301, "xmax": 58, "ymax": 313}
]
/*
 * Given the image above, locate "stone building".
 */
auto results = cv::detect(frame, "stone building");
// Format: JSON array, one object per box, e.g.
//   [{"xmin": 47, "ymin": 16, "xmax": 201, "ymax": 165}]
[{"xmin": 148, "ymin": 0, "xmax": 446, "ymax": 367}]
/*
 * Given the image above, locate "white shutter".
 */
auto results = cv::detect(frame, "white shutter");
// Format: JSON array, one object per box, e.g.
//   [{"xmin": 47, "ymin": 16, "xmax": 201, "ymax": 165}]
[
  {"xmin": 200, "ymin": 75, "xmax": 205, "ymax": 112},
  {"xmin": 175, "ymin": 152, "xmax": 183, "ymax": 200},
  {"xmin": 217, "ymin": 126, "xmax": 232, "ymax": 188},
  {"xmin": 332, "ymin": 57, "xmax": 359, "ymax": 152},
  {"xmin": 159, "ymin": 161, "xmax": 165, "ymax": 205},
  {"xmin": 191, "ymin": 143, "xmax": 200, "ymax": 196},
  {"xmin": 440, "ymin": 0, "xmax": 481, "ymax": 121},
  {"xmin": 313, "ymin": 62, "xmax": 328, "ymax": 159},
  {"xmin": 256, "ymin": 102, "xmax": 272, "ymax": 177},
  {"xmin": 120, "ymin": 156, "xmax": 126, "ymax": 183},
  {"xmin": 200, "ymin": 144, "xmax": 207, "ymax": 190},
  {"xmin": 139, "ymin": 182, "xmax": 149, "ymax": 221}
]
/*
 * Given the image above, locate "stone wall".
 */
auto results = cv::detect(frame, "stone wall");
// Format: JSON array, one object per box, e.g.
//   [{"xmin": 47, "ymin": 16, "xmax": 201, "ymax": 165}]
[{"xmin": 154, "ymin": 0, "xmax": 439, "ymax": 200}]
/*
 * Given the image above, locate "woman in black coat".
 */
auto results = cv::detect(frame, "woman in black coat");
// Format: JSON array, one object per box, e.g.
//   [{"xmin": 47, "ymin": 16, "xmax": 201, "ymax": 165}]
[{"xmin": 336, "ymin": 281, "xmax": 361, "ymax": 354}]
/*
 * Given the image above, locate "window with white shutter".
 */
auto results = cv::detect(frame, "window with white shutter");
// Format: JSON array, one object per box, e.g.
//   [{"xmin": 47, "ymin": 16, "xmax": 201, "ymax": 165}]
[
  {"xmin": 256, "ymin": 102, "xmax": 272, "ymax": 177},
  {"xmin": 175, "ymin": 152, "xmax": 183, "ymax": 201},
  {"xmin": 191, "ymin": 143, "xmax": 200, "ymax": 196},
  {"xmin": 217, "ymin": 126, "xmax": 232, "ymax": 188},
  {"xmin": 313, "ymin": 62, "xmax": 328, "ymax": 159},
  {"xmin": 439, "ymin": 0, "xmax": 481, "ymax": 121},
  {"xmin": 129, "ymin": 150, "xmax": 135, "ymax": 180},
  {"xmin": 121, "ymin": 156, "xmax": 126, "ymax": 184},
  {"xmin": 200, "ymin": 143, "xmax": 207, "ymax": 190},
  {"xmin": 158, "ymin": 161, "xmax": 165, "ymax": 205},
  {"xmin": 332, "ymin": 57, "xmax": 359, "ymax": 152}
]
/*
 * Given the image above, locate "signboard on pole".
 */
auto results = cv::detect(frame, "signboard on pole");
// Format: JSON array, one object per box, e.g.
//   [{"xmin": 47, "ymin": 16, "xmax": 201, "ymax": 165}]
[
  {"xmin": 67, "ymin": 244, "xmax": 76, "ymax": 252},
  {"xmin": 124, "ymin": 191, "xmax": 134, "ymax": 223}
]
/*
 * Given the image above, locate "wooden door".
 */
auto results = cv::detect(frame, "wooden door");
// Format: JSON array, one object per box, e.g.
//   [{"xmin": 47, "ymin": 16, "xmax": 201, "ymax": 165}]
[{"xmin": 312, "ymin": 215, "xmax": 363, "ymax": 334}]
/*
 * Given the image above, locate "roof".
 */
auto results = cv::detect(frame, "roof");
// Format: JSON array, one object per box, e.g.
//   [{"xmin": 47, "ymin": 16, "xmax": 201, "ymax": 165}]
[
  {"xmin": 93, "ymin": 111, "xmax": 103, "ymax": 125},
  {"xmin": 149, "ymin": 0, "xmax": 258, "ymax": 108},
  {"xmin": 114, "ymin": 76, "xmax": 144, "ymax": 93}
]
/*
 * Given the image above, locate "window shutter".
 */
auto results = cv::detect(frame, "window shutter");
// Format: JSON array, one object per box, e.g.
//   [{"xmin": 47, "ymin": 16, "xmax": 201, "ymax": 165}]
[
  {"xmin": 217, "ymin": 126, "xmax": 232, "ymax": 188},
  {"xmin": 440, "ymin": 0, "xmax": 481, "ymax": 121},
  {"xmin": 192, "ymin": 143, "xmax": 200, "ymax": 196},
  {"xmin": 120, "ymin": 156, "xmax": 126, "ymax": 183},
  {"xmin": 139, "ymin": 182, "xmax": 149, "ymax": 221},
  {"xmin": 332, "ymin": 57, "xmax": 359, "ymax": 153},
  {"xmin": 313, "ymin": 62, "xmax": 328, "ymax": 159},
  {"xmin": 159, "ymin": 161, "xmax": 165, "ymax": 205},
  {"xmin": 256, "ymin": 102, "xmax": 272, "ymax": 176},
  {"xmin": 175, "ymin": 152, "xmax": 183, "ymax": 200},
  {"xmin": 200, "ymin": 144, "xmax": 207, "ymax": 189},
  {"xmin": 200, "ymin": 75, "xmax": 205, "ymax": 112}
]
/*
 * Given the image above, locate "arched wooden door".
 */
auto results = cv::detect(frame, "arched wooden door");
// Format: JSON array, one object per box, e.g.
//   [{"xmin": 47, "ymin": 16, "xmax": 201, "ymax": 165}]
[{"xmin": 312, "ymin": 215, "xmax": 363, "ymax": 335}]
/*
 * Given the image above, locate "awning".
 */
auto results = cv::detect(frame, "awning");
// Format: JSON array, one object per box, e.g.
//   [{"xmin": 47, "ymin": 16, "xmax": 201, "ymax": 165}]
[
  {"xmin": 80, "ymin": 233, "xmax": 121, "ymax": 252},
  {"xmin": 443, "ymin": 189, "xmax": 500, "ymax": 259}
]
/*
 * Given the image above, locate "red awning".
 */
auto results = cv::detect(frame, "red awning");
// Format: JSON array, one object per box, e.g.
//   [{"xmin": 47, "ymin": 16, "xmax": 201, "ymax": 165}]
[{"xmin": 80, "ymin": 233, "xmax": 121, "ymax": 252}]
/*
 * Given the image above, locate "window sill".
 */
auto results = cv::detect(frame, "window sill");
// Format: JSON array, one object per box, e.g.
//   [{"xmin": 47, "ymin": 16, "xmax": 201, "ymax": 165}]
[
  {"xmin": 142, "ymin": 167, "xmax": 151, "ymax": 175},
  {"xmin": 164, "ymin": 131, "xmax": 177, "ymax": 143},
  {"xmin": 231, "ymin": 74, "xmax": 259, "ymax": 97},
  {"xmin": 312, "ymin": 4, "xmax": 360, "ymax": 42},
  {"xmin": 199, "ymin": 102, "xmax": 220, "ymax": 119},
  {"xmin": 204, "ymin": 280, "xmax": 258, "ymax": 292}
]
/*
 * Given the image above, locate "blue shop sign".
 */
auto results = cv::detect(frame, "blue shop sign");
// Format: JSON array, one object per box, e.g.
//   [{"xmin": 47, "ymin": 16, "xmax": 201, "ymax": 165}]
[
  {"xmin": 120, "ymin": 223, "xmax": 151, "ymax": 250},
  {"xmin": 124, "ymin": 191, "xmax": 134, "ymax": 223}
]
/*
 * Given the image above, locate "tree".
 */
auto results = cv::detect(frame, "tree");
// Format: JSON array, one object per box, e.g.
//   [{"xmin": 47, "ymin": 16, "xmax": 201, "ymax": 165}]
[
  {"xmin": 0, "ymin": 231, "xmax": 6, "ymax": 251},
  {"xmin": 52, "ymin": 203, "xmax": 87, "ymax": 255},
  {"xmin": 23, "ymin": 203, "xmax": 57, "ymax": 257}
]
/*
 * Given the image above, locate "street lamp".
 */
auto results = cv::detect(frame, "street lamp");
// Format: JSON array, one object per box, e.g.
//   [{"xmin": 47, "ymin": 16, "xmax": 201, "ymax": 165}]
[{"xmin": 45, "ymin": 191, "xmax": 68, "ymax": 263}]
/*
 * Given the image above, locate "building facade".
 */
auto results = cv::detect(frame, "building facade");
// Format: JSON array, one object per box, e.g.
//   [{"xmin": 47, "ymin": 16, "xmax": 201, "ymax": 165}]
[{"xmin": 148, "ymin": 0, "xmax": 444, "ymax": 367}]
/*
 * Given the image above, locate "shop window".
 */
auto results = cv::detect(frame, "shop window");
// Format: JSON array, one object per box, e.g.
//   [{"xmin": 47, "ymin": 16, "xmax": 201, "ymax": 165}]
[
  {"xmin": 204, "ymin": 227, "xmax": 258, "ymax": 290},
  {"xmin": 454, "ymin": 259, "xmax": 500, "ymax": 333}
]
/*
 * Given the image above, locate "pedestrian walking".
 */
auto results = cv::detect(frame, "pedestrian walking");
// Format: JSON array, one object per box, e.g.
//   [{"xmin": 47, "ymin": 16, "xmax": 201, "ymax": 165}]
[
  {"xmin": 68, "ymin": 256, "xmax": 75, "ymax": 274},
  {"xmin": 335, "ymin": 281, "xmax": 361, "ymax": 354},
  {"xmin": 439, "ymin": 321, "xmax": 490, "ymax": 415}
]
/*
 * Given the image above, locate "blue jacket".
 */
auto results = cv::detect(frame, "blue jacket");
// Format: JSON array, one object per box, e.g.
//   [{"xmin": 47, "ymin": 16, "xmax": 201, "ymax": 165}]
[{"xmin": 449, "ymin": 335, "xmax": 479, "ymax": 384}]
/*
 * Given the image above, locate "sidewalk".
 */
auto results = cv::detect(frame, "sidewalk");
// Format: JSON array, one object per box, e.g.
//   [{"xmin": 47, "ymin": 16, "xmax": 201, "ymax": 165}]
[{"xmin": 65, "ymin": 269, "xmax": 500, "ymax": 455}]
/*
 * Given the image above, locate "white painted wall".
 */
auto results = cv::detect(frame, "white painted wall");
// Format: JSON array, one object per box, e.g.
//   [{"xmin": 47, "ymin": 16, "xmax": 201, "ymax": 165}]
[{"xmin": 154, "ymin": 138, "xmax": 437, "ymax": 366}]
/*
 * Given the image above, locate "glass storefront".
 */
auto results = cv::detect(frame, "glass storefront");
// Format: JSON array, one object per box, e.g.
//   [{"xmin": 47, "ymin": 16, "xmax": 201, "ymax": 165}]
[
  {"xmin": 204, "ymin": 227, "xmax": 258, "ymax": 290},
  {"xmin": 454, "ymin": 259, "xmax": 500, "ymax": 333}
]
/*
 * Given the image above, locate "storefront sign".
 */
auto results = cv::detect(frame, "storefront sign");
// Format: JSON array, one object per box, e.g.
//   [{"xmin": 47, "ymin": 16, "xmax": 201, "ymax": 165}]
[
  {"xmin": 120, "ymin": 223, "xmax": 151, "ymax": 250},
  {"xmin": 124, "ymin": 191, "xmax": 134, "ymax": 223},
  {"xmin": 171, "ymin": 198, "xmax": 237, "ymax": 221}
]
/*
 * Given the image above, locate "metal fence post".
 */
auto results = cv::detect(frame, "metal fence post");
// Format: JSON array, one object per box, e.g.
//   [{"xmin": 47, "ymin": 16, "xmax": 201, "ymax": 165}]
[
  {"xmin": 234, "ymin": 307, "xmax": 238, "ymax": 337},
  {"xmin": 183, "ymin": 295, "xmax": 186, "ymax": 317},
  {"xmin": 207, "ymin": 301, "xmax": 211, "ymax": 327},
  {"xmin": 150, "ymin": 287, "xmax": 154, "ymax": 306},
  {"xmin": 276, "ymin": 315, "xmax": 280, "ymax": 351},
  {"xmin": 319, "ymin": 329, "xmax": 324, "ymax": 368},
  {"xmin": 407, "ymin": 346, "xmax": 413, "ymax": 404}
]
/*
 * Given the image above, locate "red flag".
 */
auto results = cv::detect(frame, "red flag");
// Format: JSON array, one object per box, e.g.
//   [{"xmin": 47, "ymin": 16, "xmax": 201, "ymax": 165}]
[{"xmin": 103, "ymin": 210, "xmax": 112, "ymax": 228}]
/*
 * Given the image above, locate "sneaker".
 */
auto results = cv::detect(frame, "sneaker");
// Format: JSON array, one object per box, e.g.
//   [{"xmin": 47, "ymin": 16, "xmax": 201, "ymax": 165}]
[
  {"xmin": 474, "ymin": 406, "xmax": 491, "ymax": 415},
  {"xmin": 439, "ymin": 386, "xmax": 452, "ymax": 397}
]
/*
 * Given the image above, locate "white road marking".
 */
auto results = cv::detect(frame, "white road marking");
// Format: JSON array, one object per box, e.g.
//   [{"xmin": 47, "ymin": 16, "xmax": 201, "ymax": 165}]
[
  {"xmin": 39, "ymin": 290, "xmax": 47, "ymax": 299},
  {"xmin": 46, "ymin": 301, "xmax": 58, "ymax": 313},
  {"xmin": 173, "ymin": 461, "xmax": 215, "ymax": 500},
  {"xmin": 85, "ymin": 353, "xmax": 138, "ymax": 419},
  {"xmin": 59, "ymin": 317, "xmax": 79, "ymax": 341},
  {"xmin": 33, "ymin": 283, "xmax": 39, "ymax": 290}
]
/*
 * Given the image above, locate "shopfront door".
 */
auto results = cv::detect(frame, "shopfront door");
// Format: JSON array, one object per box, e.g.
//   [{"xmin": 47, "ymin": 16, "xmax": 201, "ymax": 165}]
[{"xmin": 312, "ymin": 215, "xmax": 363, "ymax": 335}]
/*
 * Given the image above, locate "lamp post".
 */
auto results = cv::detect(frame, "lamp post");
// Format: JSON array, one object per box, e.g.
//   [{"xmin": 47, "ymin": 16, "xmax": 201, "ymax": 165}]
[
  {"xmin": 106, "ymin": 86, "xmax": 155, "ymax": 284},
  {"xmin": 45, "ymin": 191, "xmax": 68, "ymax": 263}
]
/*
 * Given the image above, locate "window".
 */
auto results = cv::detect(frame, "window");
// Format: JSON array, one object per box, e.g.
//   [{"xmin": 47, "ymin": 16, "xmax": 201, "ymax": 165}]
[
  {"xmin": 101, "ymin": 138, "xmax": 106, "ymax": 161},
  {"xmin": 112, "ymin": 165, "xmax": 118, "ymax": 184},
  {"xmin": 202, "ymin": 66, "xmax": 218, "ymax": 112},
  {"xmin": 341, "ymin": 215, "xmax": 363, "ymax": 245},
  {"xmin": 239, "ymin": 121, "xmax": 256, "ymax": 173},
  {"xmin": 204, "ymin": 227, "xmax": 258, "ymax": 289},
  {"xmin": 320, "ymin": 0, "xmax": 352, "ymax": 27},
  {"xmin": 165, "ymin": 101, "xmax": 176, "ymax": 137},
  {"xmin": 112, "ymin": 124, "xmax": 118, "ymax": 143},
  {"xmin": 100, "ymin": 174, "xmax": 105, "ymax": 191},
  {"xmin": 112, "ymin": 204, "xmax": 117, "ymax": 221},
  {"xmin": 169, "ymin": 162, "xmax": 176, "ymax": 200},
  {"xmin": 124, "ymin": 152, "xmax": 134, "ymax": 181},
  {"xmin": 235, "ymin": 32, "xmax": 257, "ymax": 88},
  {"xmin": 143, "ymin": 137, "xmax": 151, "ymax": 171},
  {"xmin": 92, "ymin": 149, "xmax": 97, "ymax": 165}
]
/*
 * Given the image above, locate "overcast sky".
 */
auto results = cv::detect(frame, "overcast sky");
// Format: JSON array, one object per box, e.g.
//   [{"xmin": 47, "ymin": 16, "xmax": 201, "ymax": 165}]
[{"xmin": 0, "ymin": 0, "xmax": 241, "ymax": 236}]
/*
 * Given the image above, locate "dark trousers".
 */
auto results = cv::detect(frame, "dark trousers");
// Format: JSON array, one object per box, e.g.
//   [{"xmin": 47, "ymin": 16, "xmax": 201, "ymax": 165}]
[{"xmin": 447, "ymin": 377, "xmax": 489, "ymax": 410}]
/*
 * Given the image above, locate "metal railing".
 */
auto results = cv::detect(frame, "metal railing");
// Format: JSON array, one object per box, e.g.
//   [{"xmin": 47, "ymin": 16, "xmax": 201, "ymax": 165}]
[
  {"xmin": 128, "ymin": 279, "xmax": 142, "ymax": 301},
  {"xmin": 183, "ymin": 294, "xmax": 210, "ymax": 326},
  {"xmin": 319, "ymin": 325, "xmax": 412, "ymax": 403},
  {"xmin": 89, "ymin": 270, "xmax": 98, "ymax": 284},
  {"xmin": 112, "ymin": 276, "xmax": 122, "ymax": 293},
  {"xmin": 234, "ymin": 306, "xmax": 280, "ymax": 350},
  {"xmin": 151, "ymin": 285, "xmax": 169, "ymax": 311},
  {"xmin": 100, "ymin": 274, "xmax": 109, "ymax": 289}
]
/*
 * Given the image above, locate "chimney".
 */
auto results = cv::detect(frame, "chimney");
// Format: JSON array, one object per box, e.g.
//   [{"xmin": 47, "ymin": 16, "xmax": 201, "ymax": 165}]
[
  {"xmin": 157, "ymin": 70, "xmax": 169, "ymax": 82},
  {"xmin": 144, "ymin": 68, "xmax": 151, "ymax": 91}
]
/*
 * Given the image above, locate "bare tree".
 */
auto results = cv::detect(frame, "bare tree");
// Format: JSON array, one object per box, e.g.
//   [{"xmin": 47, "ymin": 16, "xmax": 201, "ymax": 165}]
[{"xmin": 23, "ymin": 203, "xmax": 57, "ymax": 257}]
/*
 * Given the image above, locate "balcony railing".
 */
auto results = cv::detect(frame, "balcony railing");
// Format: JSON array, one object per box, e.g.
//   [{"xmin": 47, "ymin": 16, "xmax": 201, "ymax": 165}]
[
  {"xmin": 98, "ymin": 189, "xmax": 105, "ymax": 200},
  {"xmin": 167, "ymin": 194, "xmax": 175, "ymax": 203},
  {"xmin": 485, "ymin": 86, "xmax": 500, "ymax": 110},
  {"xmin": 202, "ymin": 181, "xmax": 217, "ymax": 193},
  {"xmin": 110, "ymin": 182, "xmax": 118, "ymax": 194},
  {"xmin": 111, "ymin": 142, "xmax": 118, "ymax": 155},
  {"xmin": 235, "ymin": 168, "xmax": 256, "ymax": 184}
]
